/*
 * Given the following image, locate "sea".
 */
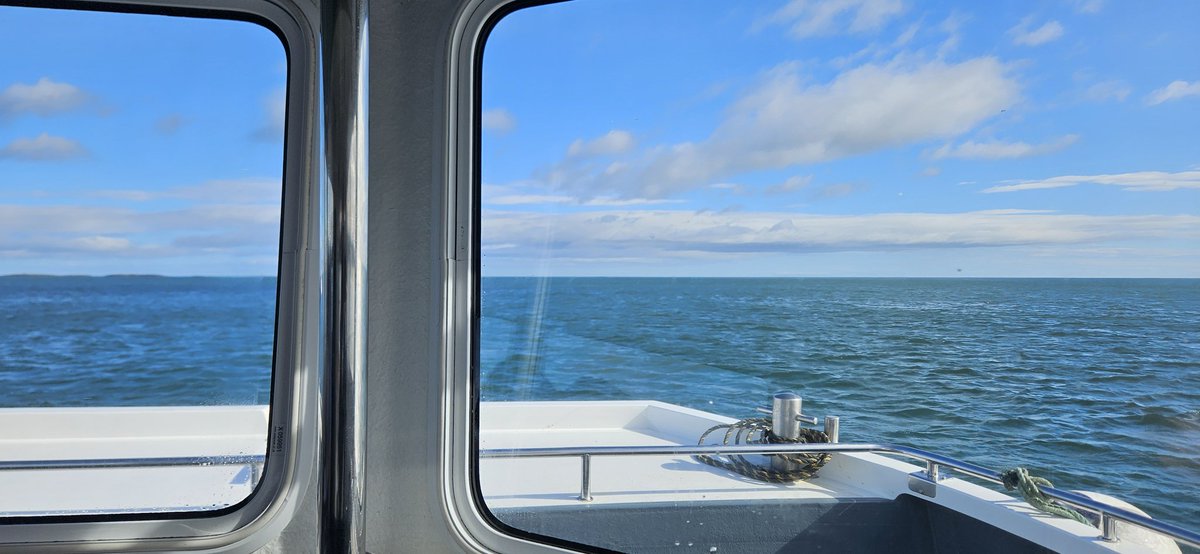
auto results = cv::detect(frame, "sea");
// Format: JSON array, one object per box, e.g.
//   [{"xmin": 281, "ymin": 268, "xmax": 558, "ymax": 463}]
[
  {"xmin": 0, "ymin": 275, "xmax": 276, "ymax": 407},
  {"xmin": 2, "ymin": 275, "xmax": 1197, "ymax": 527}
]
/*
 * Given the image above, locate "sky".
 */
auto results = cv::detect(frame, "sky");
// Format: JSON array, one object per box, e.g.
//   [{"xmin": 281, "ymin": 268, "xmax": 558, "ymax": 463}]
[
  {"xmin": 481, "ymin": 0, "xmax": 1200, "ymax": 277},
  {"xmin": 0, "ymin": 2, "xmax": 1196, "ymax": 278},
  {"xmin": 0, "ymin": 6, "xmax": 285, "ymax": 276}
]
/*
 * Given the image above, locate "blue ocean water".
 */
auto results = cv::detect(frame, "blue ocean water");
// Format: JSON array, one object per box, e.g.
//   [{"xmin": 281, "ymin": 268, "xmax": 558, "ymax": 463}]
[
  {"xmin": 2, "ymin": 275, "xmax": 1196, "ymax": 527},
  {"xmin": 481, "ymin": 277, "xmax": 1200, "ymax": 527},
  {"xmin": 0, "ymin": 275, "xmax": 276, "ymax": 407}
]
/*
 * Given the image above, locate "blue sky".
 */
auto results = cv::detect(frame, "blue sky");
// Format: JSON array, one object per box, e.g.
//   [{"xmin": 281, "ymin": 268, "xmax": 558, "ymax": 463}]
[
  {"xmin": 1, "ymin": 1, "xmax": 1196, "ymax": 278},
  {"xmin": 0, "ymin": 6, "xmax": 285, "ymax": 276},
  {"xmin": 481, "ymin": 0, "xmax": 1200, "ymax": 277}
]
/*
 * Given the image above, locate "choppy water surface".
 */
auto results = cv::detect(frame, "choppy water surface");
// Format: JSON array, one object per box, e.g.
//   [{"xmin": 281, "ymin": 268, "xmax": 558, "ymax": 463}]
[
  {"xmin": 2, "ymin": 275, "xmax": 1196, "ymax": 527},
  {"xmin": 481, "ymin": 277, "xmax": 1200, "ymax": 526},
  {"xmin": 0, "ymin": 275, "xmax": 275, "ymax": 407}
]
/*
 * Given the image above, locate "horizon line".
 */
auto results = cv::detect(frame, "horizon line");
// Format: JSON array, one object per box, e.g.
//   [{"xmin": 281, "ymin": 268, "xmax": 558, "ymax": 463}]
[
  {"xmin": 3, "ymin": 273, "xmax": 1195, "ymax": 280},
  {"xmin": 481, "ymin": 275, "xmax": 1199, "ymax": 279},
  {"xmin": 0, "ymin": 273, "xmax": 277, "ymax": 279}
]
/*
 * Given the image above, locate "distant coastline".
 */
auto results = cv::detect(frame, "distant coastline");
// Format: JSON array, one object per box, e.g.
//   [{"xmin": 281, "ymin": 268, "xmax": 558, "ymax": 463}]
[
  {"xmin": 0, "ymin": 274, "xmax": 277, "ymax": 279},
  {"xmin": 4, "ymin": 273, "xmax": 1191, "ymax": 282},
  {"xmin": 479, "ymin": 275, "xmax": 1200, "ymax": 280}
]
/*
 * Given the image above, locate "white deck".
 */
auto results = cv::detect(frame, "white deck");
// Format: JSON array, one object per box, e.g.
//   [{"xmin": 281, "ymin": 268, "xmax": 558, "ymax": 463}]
[
  {"xmin": 480, "ymin": 400, "xmax": 877, "ymax": 507},
  {"xmin": 0, "ymin": 401, "xmax": 1179, "ymax": 552},
  {"xmin": 0, "ymin": 406, "xmax": 267, "ymax": 515},
  {"xmin": 479, "ymin": 401, "xmax": 1173, "ymax": 554}
]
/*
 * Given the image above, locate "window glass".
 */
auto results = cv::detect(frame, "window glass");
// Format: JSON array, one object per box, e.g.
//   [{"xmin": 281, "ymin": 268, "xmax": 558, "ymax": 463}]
[
  {"xmin": 478, "ymin": 1, "xmax": 1199, "ymax": 551},
  {"xmin": 0, "ymin": 6, "xmax": 285, "ymax": 516}
]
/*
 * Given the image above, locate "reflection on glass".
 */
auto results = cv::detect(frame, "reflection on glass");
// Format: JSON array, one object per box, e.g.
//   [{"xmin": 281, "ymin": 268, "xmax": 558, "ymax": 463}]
[
  {"xmin": 478, "ymin": 1, "xmax": 1199, "ymax": 552},
  {"xmin": 0, "ymin": 6, "xmax": 285, "ymax": 516}
]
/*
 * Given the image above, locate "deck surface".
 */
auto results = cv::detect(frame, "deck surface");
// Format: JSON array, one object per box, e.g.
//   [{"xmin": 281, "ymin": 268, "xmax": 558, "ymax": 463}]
[
  {"xmin": 478, "ymin": 401, "xmax": 1144, "ymax": 554},
  {"xmin": 0, "ymin": 401, "xmax": 1160, "ymax": 553},
  {"xmin": 0, "ymin": 406, "xmax": 266, "ymax": 515},
  {"xmin": 482, "ymin": 400, "xmax": 892, "ymax": 508}
]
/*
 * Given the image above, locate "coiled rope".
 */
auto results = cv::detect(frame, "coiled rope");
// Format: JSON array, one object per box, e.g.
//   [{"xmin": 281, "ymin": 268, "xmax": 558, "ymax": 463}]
[
  {"xmin": 694, "ymin": 417, "xmax": 831, "ymax": 483},
  {"xmin": 1000, "ymin": 467, "xmax": 1092, "ymax": 525}
]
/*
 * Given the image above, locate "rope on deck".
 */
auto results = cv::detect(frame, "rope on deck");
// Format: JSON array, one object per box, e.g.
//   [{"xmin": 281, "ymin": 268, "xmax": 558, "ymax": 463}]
[
  {"xmin": 1000, "ymin": 467, "xmax": 1092, "ymax": 525},
  {"xmin": 694, "ymin": 417, "xmax": 831, "ymax": 483}
]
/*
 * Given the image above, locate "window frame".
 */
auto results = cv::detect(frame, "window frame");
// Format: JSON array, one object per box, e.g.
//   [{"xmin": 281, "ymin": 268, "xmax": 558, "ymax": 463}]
[
  {"xmin": 442, "ymin": 1, "xmax": 591, "ymax": 552},
  {"xmin": 0, "ymin": 0, "xmax": 320, "ymax": 551}
]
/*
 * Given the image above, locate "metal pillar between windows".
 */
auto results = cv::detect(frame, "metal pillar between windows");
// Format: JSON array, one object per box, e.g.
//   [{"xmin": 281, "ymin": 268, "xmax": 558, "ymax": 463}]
[{"xmin": 319, "ymin": 0, "xmax": 369, "ymax": 551}]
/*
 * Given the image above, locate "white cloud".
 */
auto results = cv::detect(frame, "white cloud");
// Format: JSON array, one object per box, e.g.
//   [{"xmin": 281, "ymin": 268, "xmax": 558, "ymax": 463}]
[
  {"xmin": 252, "ymin": 88, "xmax": 286, "ymax": 141},
  {"xmin": 0, "ymin": 133, "xmax": 87, "ymax": 161},
  {"xmin": 763, "ymin": 0, "xmax": 906, "ymax": 39},
  {"xmin": 1073, "ymin": 0, "xmax": 1103, "ymax": 14},
  {"xmin": 166, "ymin": 179, "xmax": 281, "ymax": 204},
  {"xmin": 936, "ymin": 12, "xmax": 968, "ymax": 58},
  {"xmin": 0, "ymin": 205, "xmax": 141, "ymax": 235},
  {"xmin": 585, "ymin": 197, "xmax": 686, "ymax": 207},
  {"xmin": 482, "ymin": 184, "xmax": 681, "ymax": 207},
  {"xmin": 481, "ymin": 108, "xmax": 516, "ymax": 133},
  {"xmin": 813, "ymin": 182, "xmax": 866, "ymax": 199},
  {"xmin": 0, "ymin": 177, "xmax": 282, "ymax": 269},
  {"xmin": 486, "ymin": 193, "xmax": 682, "ymax": 207},
  {"xmin": 0, "ymin": 78, "xmax": 89, "ymax": 118},
  {"xmin": 487, "ymin": 194, "xmax": 575, "ymax": 205},
  {"xmin": 89, "ymin": 190, "xmax": 155, "ymax": 202},
  {"xmin": 567, "ymin": 130, "xmax": 635, "ymax": 158},
  {"xmin": 972, "ymin": 209, "xmax": 1058, "ymax": 215},
  {"xmin": 766, "ymin": 175, "xmax": 813, "ymax": 194},
  {"xmin": 930, "ymin": 134, "xmax": 1078, "ymax": 160},
  {"xmin": 183, "ymin": 203, "xmax": 280, "ymax": 226},
  {"xmin": 920, "ymin": 167, "xmax": 941, "ymax": 177},
  {"xmin": 1146, "ymin": 81, "xmax": 1200, "ymax": 106},
  {"xmin": 1010, "ymin": 18, "xmax": 1064, "ymax": 46},
  {"xmin": 709, "ymin": 182, "xmax": 747, "ymax": 194},
  {"xmin": 559, "ymin": 56, "xmax": 1018, "ymax": 198},
  {"xmin": 70, "ymin": 236, "xmax": 133, "ymax": 252},
  {"xmin": 91, "ymin": 178, "xmax": 281, "ymax": 205},
  {"xmin": 483, "ymin": 209, "xmax": 1199, "ymax": 259},
  {"xmin": 1083, "ymin": 80, "xmax": 1131, "ymax": 103},
  {"xmin": 893, "ymin": 22, "xmax": 919, "ymax": 47},
  {"xmin": 0, "ymin": 202, "xmax": 279, "ymax": 259},
  {"xmin": 828, "ymin": 22, "xmax": 923, "ymax": 69},
  {"xmin": 983, "ymin": 170, "xmax": 1200, "ymax": 193}
]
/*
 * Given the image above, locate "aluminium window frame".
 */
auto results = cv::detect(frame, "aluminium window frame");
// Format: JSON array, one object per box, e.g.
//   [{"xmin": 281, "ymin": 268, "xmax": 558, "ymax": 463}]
[
  {"xmin": 0, "ymin": 0, "xmax": 321, "ymax": 552},
  {"xmin": 441, "ymin": 0, "xmax": 591, "ymax": 552}
]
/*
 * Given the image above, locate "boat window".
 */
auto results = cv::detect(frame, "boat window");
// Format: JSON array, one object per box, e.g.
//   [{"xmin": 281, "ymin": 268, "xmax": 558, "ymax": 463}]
[
  {"xmin": 0, "ymin": 5, "xmax": 286, "ymax": 517},
  {"xmin": 475, "ymin": 0, "xmax": 1199, "ymax": 551}
]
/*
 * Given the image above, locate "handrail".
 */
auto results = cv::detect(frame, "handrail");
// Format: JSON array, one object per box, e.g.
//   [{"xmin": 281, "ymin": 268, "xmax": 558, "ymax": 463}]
[
  {"xmin": 480, "ymin": 442, "xmax": 1200, "ymax": 549},
  {"xmin": 0, "ymin": 454, "xmax": 265, "ymax": 471}
]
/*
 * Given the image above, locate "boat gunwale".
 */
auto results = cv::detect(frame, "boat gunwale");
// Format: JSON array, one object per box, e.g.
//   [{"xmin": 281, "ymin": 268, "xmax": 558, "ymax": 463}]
[{"xmin": 481, "ymin": 441, "xmax": 1200, "ymax": 549}]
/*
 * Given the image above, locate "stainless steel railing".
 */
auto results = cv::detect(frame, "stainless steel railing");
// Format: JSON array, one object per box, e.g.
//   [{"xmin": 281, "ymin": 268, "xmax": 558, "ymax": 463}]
[
  {"xmin": 480, "ymin": 442, "xmax": 1200, "ymax": 549},
  {"xmin": 0, "ymin": 454, "xmax": 265, "ymax": 471},
  {"xmin": 0, "ymin": 455, "xmax": 268, "ymax": 486}
]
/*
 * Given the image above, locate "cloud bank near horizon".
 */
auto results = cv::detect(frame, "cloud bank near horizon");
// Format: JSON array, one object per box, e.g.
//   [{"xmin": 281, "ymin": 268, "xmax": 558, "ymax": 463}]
[{"xmin": 0, "ymin": 179, "xmax": 281, "ymax": 275}]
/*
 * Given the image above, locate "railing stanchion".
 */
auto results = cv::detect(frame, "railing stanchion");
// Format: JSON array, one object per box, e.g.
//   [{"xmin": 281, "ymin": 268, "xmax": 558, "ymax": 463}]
[
  {"xmin": 579, "ymin": 454, "xmax": 592, "ymax": 501},
  {"xmin": 1102, "ymin": 513, "xmax": 1118, "ymax": 542},
  {"xmin": 926, "ymin": 460, "xmax": 939, "ymax": 481},
  {"xmin": 771, "ymin": 392, "xmax": 803, "ymax": 473},
  {"xmin": 824, "ymin": 416, "xmax": 839, "ymax": 443}
]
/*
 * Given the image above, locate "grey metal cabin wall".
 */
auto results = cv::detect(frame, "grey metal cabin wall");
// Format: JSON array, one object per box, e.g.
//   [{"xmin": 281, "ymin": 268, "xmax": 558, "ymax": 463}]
[
  {"xmin": 364, "ymin": 0, "xmax": 465, "ymax": 552},
  {"xmin": 267, "ymin": 0, "xmax": 470, "ymax": 552}
]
